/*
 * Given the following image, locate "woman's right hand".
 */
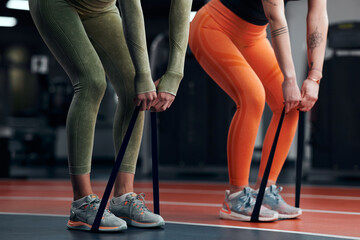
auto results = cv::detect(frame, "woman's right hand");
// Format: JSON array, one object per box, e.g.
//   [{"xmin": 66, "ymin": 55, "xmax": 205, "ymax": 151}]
[
  {"xmin": 282, "ymin": 78, "xmax": 301, "ymax": 113},
  {"xmin": 298, "ymin": 78, "xmax": 319, "ymax": 112},
  {"xmin": 134, "ymin": 91, "xmax": 157, "ymax": 111}
]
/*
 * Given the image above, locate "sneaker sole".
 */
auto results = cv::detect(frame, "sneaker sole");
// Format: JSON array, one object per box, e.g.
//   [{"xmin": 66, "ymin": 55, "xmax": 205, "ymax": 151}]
[
  {"xmin": 67, "ymin": 220, "xmax": 127, "ymax": 232},
  {"xmin": 278, "ymin": 209, "xmax": 302, "ymax": 219},
  {"xmin": 121, "ymin": 216, "xmax": 165, "ymax": 228},
  {"xmin": 219, "ymin": 208, "xmax": 278, "ymax": 222}
]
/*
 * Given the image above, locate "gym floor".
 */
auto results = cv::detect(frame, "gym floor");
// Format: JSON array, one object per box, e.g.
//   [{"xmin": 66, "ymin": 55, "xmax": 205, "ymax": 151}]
[{"xmin": 1, "ymin": 178, "xmax": 360, "ymax": 240}]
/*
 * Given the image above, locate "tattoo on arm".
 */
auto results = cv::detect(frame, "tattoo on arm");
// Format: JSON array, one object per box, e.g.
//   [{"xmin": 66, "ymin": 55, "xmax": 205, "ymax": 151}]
[
  {"xmin": 309, "ymin": 61, "xmax": 322, "ymax": 72},
  {"xmin": 271, "ymin": 26, "xmax": 289, "ymax": 38},
  {"xmin": 262, "ymin": 0, "xmax": 278, "ymax": 6},
  {"xmin": 308, "ymin": 27, "xmax": 323, "ymax": 53}
]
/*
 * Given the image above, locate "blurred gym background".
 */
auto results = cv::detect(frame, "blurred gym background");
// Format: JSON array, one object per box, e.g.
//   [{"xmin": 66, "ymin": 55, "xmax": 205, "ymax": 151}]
[{"xmin": 0, "ymin": 0, "xmax": 359, "ymax": 186}]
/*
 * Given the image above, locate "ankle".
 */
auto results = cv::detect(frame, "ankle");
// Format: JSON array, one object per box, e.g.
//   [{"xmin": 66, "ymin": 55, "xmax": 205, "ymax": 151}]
[
  {"xmin": 73, "ymin": 192, "xmax": 93, "ymax": 201},
  {"xmin": 113, "ymin": 188, "xmax": 134, "ymax": 198},
  {"xmin": 229, "ymin": 185, "xmax": 248, "ymax": 195},
  {"xmin": 70, "ymin": 174, "xmax": 93, "ymax": 201},
  {"xmin": 113, "ymin": 192, "xmax": 134, "ymax": 203},
  {"xmin": 254, "ymin": 178, "xmax": 276, "ymax": 190},
  {"xmin": 114, "ymin": 172, "xmax": 135, "ymax": 197}
]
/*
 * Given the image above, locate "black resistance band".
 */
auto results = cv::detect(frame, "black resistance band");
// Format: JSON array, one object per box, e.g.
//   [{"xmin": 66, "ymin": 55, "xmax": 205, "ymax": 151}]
[
  {"xmin": 251, "ymin": 107, "xmax": 285, "ymax": 222},
  {"xmin": 92, "ymin": 106, "xmax": 140, "ymax": 232}
]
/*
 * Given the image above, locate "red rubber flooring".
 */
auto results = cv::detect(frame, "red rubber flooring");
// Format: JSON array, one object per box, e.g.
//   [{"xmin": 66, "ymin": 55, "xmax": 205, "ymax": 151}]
[{"xmin": 0, "ymin": 180, "xmax": 359, "ymax": 239}]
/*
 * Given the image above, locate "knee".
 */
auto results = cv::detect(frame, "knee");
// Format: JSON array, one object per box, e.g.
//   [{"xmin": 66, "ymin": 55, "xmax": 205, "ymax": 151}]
[
  {"xmin": 91, "ymin": 78, "xmax": 107, "ymax": 99},
  {"xmin": 117, "ymin": 93, "xmax": 136, "ymax": 113},
  {"xmin": 90, "ymin": 67, "xmax": 107, "ymax": 97},
  {"xmin": 253, "ymin": 91, "xmax": 266, "ymax": 112},
  {"xmin": 114, "ymin": 80, "xmax": 136, "ymax": 110},
  {"xmin": 238, "ymin": 88, "xmax": 265, "ymax": 117},
  {"xmin": 74, "ymin": 77, "xmax": 107, "ymax": 104},
  {"xmin": 88, "ymin": 77, "xmax": 107, "ymax": 104}
]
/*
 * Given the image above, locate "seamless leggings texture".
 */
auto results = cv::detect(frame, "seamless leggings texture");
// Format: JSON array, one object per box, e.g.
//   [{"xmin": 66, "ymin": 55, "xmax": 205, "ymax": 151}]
[
  {"xmin": 29, "ymin": 0, "xmax": 143, "ymax": 175},
  {"xmin": 189, "ymin": 0, "xmax": 299, "ymax": 186}
]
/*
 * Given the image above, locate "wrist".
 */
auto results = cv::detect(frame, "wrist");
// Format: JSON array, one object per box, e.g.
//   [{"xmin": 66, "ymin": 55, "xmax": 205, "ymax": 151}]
[
  {"xmin": 134, "ymin": 72, "xmax": 156, "ymax": 94},
  {"xmin": 283, "ymin": 76, "xmax": 297, "ymax": 83},
  {"xmin": 308, "ymin": 69, "xmax": 323, "ymax": 80},
  {"xmin": 306, "ymin": 76, "xmax": 320, "ymax": 84},
  {"xmin": 157, "ymin": 71, "xmax": 183, "ymax": 96}
]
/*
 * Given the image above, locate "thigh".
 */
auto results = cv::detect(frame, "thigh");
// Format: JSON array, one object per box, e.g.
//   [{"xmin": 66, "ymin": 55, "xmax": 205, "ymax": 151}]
[
  {"xmin": 81, "ymin": 6, "xmax": 135, "ymax": 99},
  {"xmin": 189, "ymin": 12, "xmax": 265, "ymax": 105},
  {"xmin": 29, "ymin": 0, "xmax": 105, "ymax": 86},
  {"xmin": 241, "ymin": 38, "xmax": 284, "ymax": 113}
]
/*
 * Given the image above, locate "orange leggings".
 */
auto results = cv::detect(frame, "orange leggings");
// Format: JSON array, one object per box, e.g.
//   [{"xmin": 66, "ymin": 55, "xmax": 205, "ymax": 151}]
[{"xmin": 189, "ymin": 0, "xmax": 299, "ymax": 187}]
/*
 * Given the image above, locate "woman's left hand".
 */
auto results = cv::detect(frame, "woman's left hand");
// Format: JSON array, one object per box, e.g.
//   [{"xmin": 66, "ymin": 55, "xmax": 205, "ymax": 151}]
[
  {"xmin": 150, "ymin": 79, "xmax": 175, "ymax": 112},
  {"xmin": 298, "ymin": 79, "xmax": 319, "ymax": 112}
]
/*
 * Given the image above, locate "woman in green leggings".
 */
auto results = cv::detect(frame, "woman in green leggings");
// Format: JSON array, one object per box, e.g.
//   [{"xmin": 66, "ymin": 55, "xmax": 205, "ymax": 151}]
[{"xmin": 29, "ymin": 0, "xmax": 192, "ymax": 232}]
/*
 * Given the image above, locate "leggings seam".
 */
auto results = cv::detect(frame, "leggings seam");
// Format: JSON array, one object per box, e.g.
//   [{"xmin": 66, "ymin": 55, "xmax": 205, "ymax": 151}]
[
  {"xmin": 87, "ymin": 35, "xmax": 130, "ymax": 139},
  {"xmin": 86, "ymin": 33, "xmax": 133, "ymax": 163},
  {"xmin": 43, "ymin": 0, "xmax": 95, "ymax": 172},
  {"xmin": 199, "ymin": 27, "xmax": 244, "ymax": 105}
]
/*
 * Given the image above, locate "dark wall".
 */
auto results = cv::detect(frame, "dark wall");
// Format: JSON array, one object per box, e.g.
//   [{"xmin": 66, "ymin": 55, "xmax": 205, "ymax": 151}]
[{"xmin": 311, "ymin": 55, "xmax": 360, "ymax": 171}]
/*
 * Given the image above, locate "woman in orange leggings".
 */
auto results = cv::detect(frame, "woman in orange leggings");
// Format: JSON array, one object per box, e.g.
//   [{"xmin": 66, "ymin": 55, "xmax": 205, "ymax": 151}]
[{"xmin": 189, "ymin": 0, "xmax": 328, "ymax": 221}]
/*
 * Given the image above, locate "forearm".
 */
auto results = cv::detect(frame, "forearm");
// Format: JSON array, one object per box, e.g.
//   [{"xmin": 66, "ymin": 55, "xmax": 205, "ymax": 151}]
[
  {"xmin": 118, "ymin": 0, "xmax": 155, "ymax": 94},
  {"xmin": 269, "ymin": 19, "xmax": 296, "ymax": 81},
  {"xmin": 263, "ymin": 0, "xmax": 296, "ymax": 81},
  {"xmin": 306, "ymin": 0, "xmax": 328, "ymax": 80},
  {"xmin": 157, "ymin": 0, "xmax": 192, "ymax": 95}
]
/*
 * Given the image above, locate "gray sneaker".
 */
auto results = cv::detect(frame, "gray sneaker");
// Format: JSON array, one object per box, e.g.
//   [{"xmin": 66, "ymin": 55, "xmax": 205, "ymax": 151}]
[
  {"xmin": 109, "ymin": 193, "xmax": 165, "ymax": 228},
  {"xmin": 66, "ymin": 194, "xmax": 127, "ymax": 232},
  {"xmin": 220, "ymin": 187, "xmax": 278, "ymax": 222},
  {"xmin": 262, "ymin": 185, "xmax": 302, "ymax": 219}
]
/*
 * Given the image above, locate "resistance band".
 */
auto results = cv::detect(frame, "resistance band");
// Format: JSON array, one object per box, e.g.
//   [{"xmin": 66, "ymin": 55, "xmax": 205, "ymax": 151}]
[
  {"xmin": 251, "ymin": 107, "xmax": 285, "ymax": 222},
  {"xmin": 151, "ymin": 112, "xmax": 160, "ymax": 214},
  {"xmin": 92, "ymin": 106, "xmax": 140, "ymax": 232},
  {"xmin": 295, "ymin": 111, "xmax": 305, "ymax": 208}
]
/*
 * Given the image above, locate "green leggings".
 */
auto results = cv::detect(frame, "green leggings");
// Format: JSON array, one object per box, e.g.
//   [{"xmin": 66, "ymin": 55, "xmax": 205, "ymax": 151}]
[{"xmin": 29, "ymin": 0, "xmax": 144, "ymax": 175}]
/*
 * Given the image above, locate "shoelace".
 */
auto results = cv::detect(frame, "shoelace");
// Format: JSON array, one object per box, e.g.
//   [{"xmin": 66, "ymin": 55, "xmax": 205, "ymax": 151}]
[
  {"xmin": 127, "ymin": 193, "xmax": 149, "ymax": 213},
  {"xmin": 238, "ymin": 188, "xmax": 256, "ymax": 208},
  {"xmin": 268, "ymin": 185, "xmax": 284, "ymax": 203},
  {"xmin": 83, "ymin": 198, "xmax": 112, "ymax": 217}
]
